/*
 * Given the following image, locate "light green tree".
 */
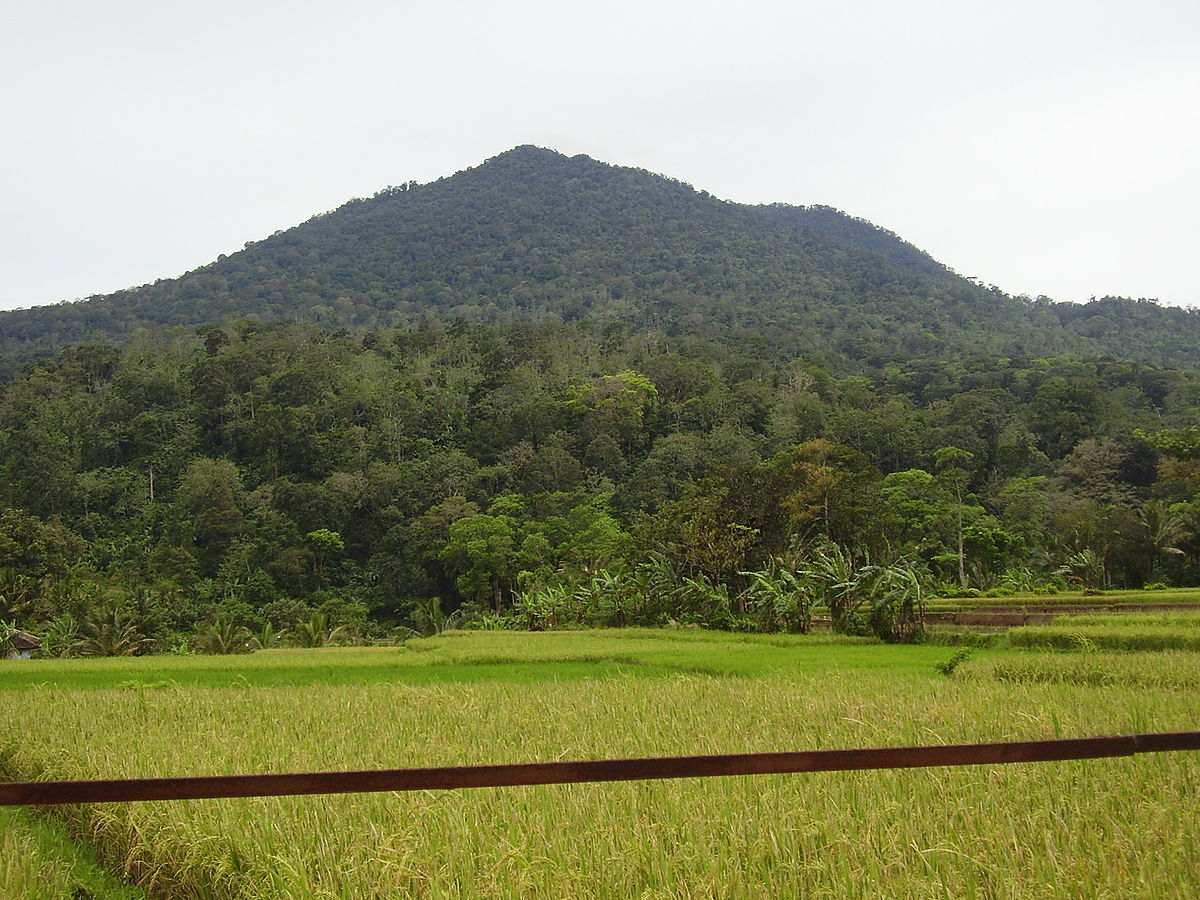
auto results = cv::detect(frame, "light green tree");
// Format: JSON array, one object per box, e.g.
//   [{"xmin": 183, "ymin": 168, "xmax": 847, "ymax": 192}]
[{"xmin": 934, "ymin": 446, "xmax": 975, "ymax": 589}]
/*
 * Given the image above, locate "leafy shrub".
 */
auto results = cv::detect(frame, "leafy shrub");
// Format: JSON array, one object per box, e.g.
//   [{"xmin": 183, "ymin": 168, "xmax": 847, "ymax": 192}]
[{"xmin": 934, "ymin": 647, "xmax": 973, "ymax": 676}]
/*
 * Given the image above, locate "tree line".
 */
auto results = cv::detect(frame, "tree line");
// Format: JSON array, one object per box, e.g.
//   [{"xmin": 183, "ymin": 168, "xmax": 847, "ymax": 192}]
[{"xmin": 2, "ymin": 318, "xmax": 1199, "ymax": 652}]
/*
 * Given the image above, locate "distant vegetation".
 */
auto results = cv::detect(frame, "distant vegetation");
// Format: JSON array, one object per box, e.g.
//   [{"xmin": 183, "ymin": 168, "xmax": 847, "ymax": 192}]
[{"xmin": 2, "ymin": 316, "xmax": 1200, "ymax": 650}]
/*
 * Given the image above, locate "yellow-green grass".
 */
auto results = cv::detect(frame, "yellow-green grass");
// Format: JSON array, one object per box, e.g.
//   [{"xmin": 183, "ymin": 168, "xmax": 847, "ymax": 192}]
[
  {"xmin": 961, "ymin": 649, "xmax": 1200, "ymax": 690},
  {"xmin": 0, "ymin": 807, "xmax": 145, "ymax": 899},
  {"xmin": 1050, "ymin": 611, "xmax": 1200, "ymax": 628},
  {"xmin": 0, "ymin": 629, "xmax": 930, "ymax": 692},
  {"xmin": 925, "ymin": 586, "xmax": 1200, "ymax": 612},
  {"xmin": 1, "ymin": 632, "xmax": 1198, "ymax": 898},
  {"xmin": 1007, "ymin": 623, "xmax": 1200, "ymax": 652}
]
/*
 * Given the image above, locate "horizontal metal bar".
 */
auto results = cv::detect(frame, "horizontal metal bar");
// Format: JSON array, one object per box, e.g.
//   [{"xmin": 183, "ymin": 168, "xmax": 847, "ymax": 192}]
[
  {"xmin": 1131, "ymin": 731, "xmax": 1200, "ymax": 753},
  {"xmin": 1, "ymin": 732, "xmax": 1197, "ymax": 806}
]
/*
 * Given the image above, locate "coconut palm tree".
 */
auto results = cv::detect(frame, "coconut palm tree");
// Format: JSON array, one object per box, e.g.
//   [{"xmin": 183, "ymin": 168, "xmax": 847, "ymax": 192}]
[
  {"xmin": 73, "ymin": 607, "xmax": 152, "ymax": 657},
  {"xmin": 1140, "ymin": 499, "xmax": 1187, "ymax": 583},
  {"xmin": 289, "ymin": 611, "xmax": 348, "ymax": 648},
  {"xmin": 193, "ymin": 616, "xmax": 257, "ymax": 654}
]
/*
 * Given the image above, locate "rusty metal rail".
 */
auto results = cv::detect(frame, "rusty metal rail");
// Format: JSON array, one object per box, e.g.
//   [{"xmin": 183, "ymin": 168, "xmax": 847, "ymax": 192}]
[{"xmin": 2, "ymin": 731, "xmax": 1198, "ymax": 806}]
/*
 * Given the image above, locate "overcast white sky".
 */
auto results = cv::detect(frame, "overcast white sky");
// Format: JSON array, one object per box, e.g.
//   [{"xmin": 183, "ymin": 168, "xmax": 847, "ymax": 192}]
[{"xmin": 2, "ymin": 0, "xmax": 1198, "ymax": 311}]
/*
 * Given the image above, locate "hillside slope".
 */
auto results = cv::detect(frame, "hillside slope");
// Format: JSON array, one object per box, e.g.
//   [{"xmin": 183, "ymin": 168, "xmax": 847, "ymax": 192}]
[{"xmin": 0, "ymin": 146, "xmax": 1196, "ymax": 375}]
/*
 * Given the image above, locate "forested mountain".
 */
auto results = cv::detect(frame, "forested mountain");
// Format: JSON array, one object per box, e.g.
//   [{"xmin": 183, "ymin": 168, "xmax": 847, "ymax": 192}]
[
  {"xmin": 4, "ymin": 146, "xmax": 1200, "ymax": 653},
  {"xmin": 2, "ymin": 145, "xmax": 1198, "ymax": 379}
]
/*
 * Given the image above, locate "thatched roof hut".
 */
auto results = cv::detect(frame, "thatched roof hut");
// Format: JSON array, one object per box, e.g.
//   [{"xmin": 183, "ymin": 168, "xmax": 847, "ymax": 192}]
[{"xmin": 5, "ymin": 631, "xmax": 41, "ymax": 660}]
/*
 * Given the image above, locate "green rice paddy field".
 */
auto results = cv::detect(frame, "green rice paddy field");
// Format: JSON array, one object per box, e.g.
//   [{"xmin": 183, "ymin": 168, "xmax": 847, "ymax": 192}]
[
  {"xmin": 925, "ymin": 586, "xmax": 1200, "ymax": 613},
  {"xmin": 2, "ymin": 628, "xmax": 1199, "ymax": 898}
]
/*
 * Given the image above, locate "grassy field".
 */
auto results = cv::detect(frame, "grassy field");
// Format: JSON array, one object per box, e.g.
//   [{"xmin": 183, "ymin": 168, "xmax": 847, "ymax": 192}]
[
  {"xmin": 963, "ymin": 649, "xmax": 1200, "ymax": 689},
  {"xmin": 924, "ymin": 586, "xmax": 1200, "ymax": 613},
  {"xmin": 2, "ymin": 629, "xmax": 1199, "ymax": 898},
  {"xmin": 1047, "ymin": 611, "xmax": 1200, "ymax": 628},
  {"xmin": 0, "ymin": 629, "xmax": 927, "ymax": 692},
  {"xmin": 1007, "ymin": 624, "xmax": 1200, "ymax": 652},
  {"xmin": 0, "ymin": 807, "xmax": 146, "ymax": 899},
  {"xmin": 1002, "ymin": 611, "xmax": 1200, "ymax": 652}
]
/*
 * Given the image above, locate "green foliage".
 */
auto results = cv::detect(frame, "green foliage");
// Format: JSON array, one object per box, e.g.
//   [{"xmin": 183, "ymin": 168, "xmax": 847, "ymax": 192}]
[
  {"xmin": 739, "ymin": 562, "xmax": 815, "ymax": 634},
  {"xmin": 289, "ymin": 611, "xmax": 349, "ymax": 648},
  {"xmin": 934, "ymin": 647, "xmax": 973, "ymax": 676},
  {"xmin": 796, "ymin": 542, "xmax": 865, "ymax": 634},
  {"xmin": 40, "ymin": 614, "xmax": 81, "ymax": 658},
  {"xmin": 1134, "ymin": 425, "xmax": 1200, "ymax": 460},
  {"xmin": 1057, "ymin": 549, "xmax": 1106, "ymax": 590},
  {"xmin": 0, "ymin": 510, "xmax": 84, "ymax": 579},
  {"xmin": 862, "ymin": 562, "xmax": 927, "ymax": 644},
  {"xmin": 304, "ymin": 528, "xmax": 345, "ymax": 554},
  {"xmin": 771, "ymin": 440, "xmax": 882, "ymax": 550},
  {"xmin": 1, "ymin": 252, "xmax": 1200, "ymax": 644},
  {"xmin": 254, "ymin": 621, "xmax": 281, "ymax": 649},
  {"xmin": 72, "ymin": 607, "xmax": 153, "ymax": 657},
  {"xmin": 410, "ymin": 596, "xmax": 458, "ymax": 636},
  {"xmin": 0, "ymin": 618, "xmax": 15, "ymax": 653},
  {"xmin": 441, "ymin": 512, "xmax": 522, "ymax": 612},
  {"xmin": 304, "ymin": 528, "xmax": 345, "ymax": 587},
  {"xmin": 192, "ymin": 616, "xmax": 257, "ymax": 655},
  {"xmin": 635, "ymin": 479, "xmax": 760, "ymax": 585}
]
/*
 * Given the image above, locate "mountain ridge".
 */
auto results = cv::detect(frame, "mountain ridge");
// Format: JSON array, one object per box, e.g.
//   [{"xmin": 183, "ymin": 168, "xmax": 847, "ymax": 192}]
[{"xmin": 0, "ymin": 145, "xmax": 1196, "ymax": 376}]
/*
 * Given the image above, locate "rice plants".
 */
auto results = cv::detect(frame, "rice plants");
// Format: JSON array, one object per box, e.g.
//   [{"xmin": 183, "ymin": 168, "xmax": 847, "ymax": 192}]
[
  {"xmin": 1006, "ymin": 624, "xmax": 1200, "ymax": 652},
  {"xmin": 1, "ymin": 633, "xmax": 1198, "ymax": 898},
  {"xmin": 1050, "ymin": 611, "xmax": 1200, "ymax": 628},
  {"xmin": 0, "ymin": 807, "xmax": 145, "ymax": 899},
  {"xmin": 0, "ymin": 629, "xmax": 919, "ymax": 692},
  {"xmin": 925, "ymin": 586, "xmax": 1200, "ymax": 611},
  {"xmin": 962, "ymin": 650, "xmax": 1200, "ymax": 690}
]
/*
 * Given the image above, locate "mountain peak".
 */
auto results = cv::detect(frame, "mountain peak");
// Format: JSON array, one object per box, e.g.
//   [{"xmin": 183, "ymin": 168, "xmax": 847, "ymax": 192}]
[
  {"xmin": 473, "ymin": 144, "xmax": 576, "ymax": 177},
  {"xmin": 3, "ymin": 146, "xmax": 1199, "ymax": 376},
  {"xmin": 489, "ymin": 144, "xmax": 568, "ymax": 162}
]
